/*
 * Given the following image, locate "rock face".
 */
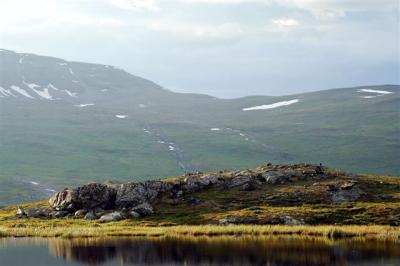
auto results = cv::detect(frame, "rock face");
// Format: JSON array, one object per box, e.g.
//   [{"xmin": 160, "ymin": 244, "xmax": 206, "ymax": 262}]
[{"xmin": 49, "ymin": 183, "xmax": 116, "ymax": 211}]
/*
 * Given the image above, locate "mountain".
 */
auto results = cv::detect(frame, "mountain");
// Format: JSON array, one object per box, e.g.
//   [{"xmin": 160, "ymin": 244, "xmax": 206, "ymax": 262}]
[{"xmin": 0, "ymin": 48, "xmax": 399, "ymax": 205}]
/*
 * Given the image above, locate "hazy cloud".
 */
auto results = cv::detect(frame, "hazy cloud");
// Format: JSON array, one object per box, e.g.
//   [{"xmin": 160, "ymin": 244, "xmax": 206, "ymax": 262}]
[{"xmin": 0, "ymin": 0, "xmax": 398, "ymax": 97}]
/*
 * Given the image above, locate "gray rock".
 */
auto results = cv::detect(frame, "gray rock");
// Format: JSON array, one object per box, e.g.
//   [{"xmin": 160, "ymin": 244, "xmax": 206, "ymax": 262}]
[
  {"xmin": 74, "ymin": 209, "xmax": 88, "ymax": 218},
  {"xmin": 115, "ymin": 182, "xmax": 163, "ymax": 209},
  {"xmin": 331, "ymin": 185, "xmax": 365, "ymax": 204},
  {"xmin": 49, "ymin": 183, "xmax": 116, "ymax": 211},
  {"xmin": 129, "ymin": 211, "xmax": 140, "ymax": 218},
  {"xmin": 281, "ymin": 215, "xmax": 305, "ymax": 225},
  {"xmin": 99, "ymin": 212, "xmax": 123, "ymax": 223},
  {"xmin": 84, "ymin": 211, "xmax": 97, "ymax": 220},
  {"xmin": 16, "ymin": 207, "xmax": 26, "ymax": 218},
  {"xmin": 131, "ymin": 202, "xmax": 154, "ymax": 216},
  {"xmin": 50, "ymin": 211, "xmax": 69, "ymax": 218},
  {"xmin": 26, "ymin": 208, "xmax": 52, "ymax": 218}
]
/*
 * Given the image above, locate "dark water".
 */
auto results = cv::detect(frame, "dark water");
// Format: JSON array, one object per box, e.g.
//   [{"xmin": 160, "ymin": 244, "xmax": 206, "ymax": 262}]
[{"xmin": 0, "ymin": 236, "xmax": 399, "ymax": 266}]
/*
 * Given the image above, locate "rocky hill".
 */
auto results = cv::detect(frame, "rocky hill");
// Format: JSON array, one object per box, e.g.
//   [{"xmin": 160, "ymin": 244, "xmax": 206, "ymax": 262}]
[{"xmin": 13, "ymin": 163, "xmax": 400, "ymax": 225}]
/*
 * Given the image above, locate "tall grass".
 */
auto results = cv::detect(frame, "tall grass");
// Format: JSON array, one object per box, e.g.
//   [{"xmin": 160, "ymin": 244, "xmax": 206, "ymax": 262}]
[{"xmin": 0, "ymin": 224, "xmax": 399, "ymax": 242}]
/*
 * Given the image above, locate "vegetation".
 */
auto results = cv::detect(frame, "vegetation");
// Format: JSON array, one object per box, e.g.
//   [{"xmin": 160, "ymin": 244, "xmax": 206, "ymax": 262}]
[{"xmin": 0, "ymin": 171, "xmax": 399, "ymax": 242}]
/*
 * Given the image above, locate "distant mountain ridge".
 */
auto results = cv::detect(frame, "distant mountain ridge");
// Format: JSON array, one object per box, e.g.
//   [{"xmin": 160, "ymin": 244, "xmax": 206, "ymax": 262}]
[{"xmin": 0, "ymin": 48, "xmax": 399, "ymax": 206}]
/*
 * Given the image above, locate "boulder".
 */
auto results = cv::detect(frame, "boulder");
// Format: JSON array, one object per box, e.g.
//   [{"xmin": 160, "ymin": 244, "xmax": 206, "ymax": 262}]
[
  {"xmin": 229, "ymin": 176, "xmax": 251, "ymax": 188},
  {"xmin": 49, "ymin": 188, "xmax": 76, "ymax": 211},
  {"xmin": 129, "ymin": 211, "xmax": 140, "ymax": 218},
  {"xmin": 331, "ymin": 185, "xmax": 365, "ymax": 204},
  {"xmin": 15, "ymin": 207, "xmax": 26, "ymax": 218},
  {"xmin": 280, "ymin": 215, "xmax": 305, "ymax": 225},
  {"xmin": 74, "ymin": 209, "xmax": 88, "ymax": 218},
  {"xmin": 26, "ymin": 208, "xmax": 52, "ymax": 218},
  {"xmin": 50, "ymin": 211, "xmax": 69, "ymax": 219},
  {"xmin": 84, "ymin": 211, "xmax": 97, "ymax": 220},
  {"xmin": 99, "ymin": 212, "xmax": 123, "ymax": 223},
  {"xmin": 115, "ymin": 181, "xmax": 165, "ymax": 209},
  {"xmin": 131, "ymin": 202, "xmax": 154, "ymax": 216},
  {"xmin": 49, "ymin": 183, "xmax": 116, "ymax": 211}
]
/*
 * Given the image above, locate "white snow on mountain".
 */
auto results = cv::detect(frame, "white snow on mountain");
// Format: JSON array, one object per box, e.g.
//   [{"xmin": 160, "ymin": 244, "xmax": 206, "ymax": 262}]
[
  {"xmin": 75, "ymin": 103, "xmax": 94, "ymax": 108},
  {"xmin": 64, "ymin": 90, "xmax": 78, "ymax": 97},
  {"xmin": 358, "ymin": 89, "xmax": 393, "ymax": 95},
  {"xmin": 10, "ymin": 85, "xmax": 35, "ymax": 99},
  {"xmin": 0, "ymin": 86, "xmax": 16, "ymax": 97},
  {"xmin": 243, "ymin": 99, "xmax": 299, "ymax": 111},
  {"xmin": 47, "ymin": 84, "xmax": 59, "ymax": 91},
  {"xmin": 115, "ymin": 115, "xmax": 128, "ymax": 119}
]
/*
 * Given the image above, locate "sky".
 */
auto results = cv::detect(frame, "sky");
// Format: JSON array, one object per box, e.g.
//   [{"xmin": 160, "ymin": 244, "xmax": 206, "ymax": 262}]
[{"xmin": 0, "ymin": 0, "xmax": 399, "ymax": 98}]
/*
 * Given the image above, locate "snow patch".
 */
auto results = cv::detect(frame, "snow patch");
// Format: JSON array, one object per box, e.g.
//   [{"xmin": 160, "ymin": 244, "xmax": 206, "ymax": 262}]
[
  {"xmin": 47, "ymin": 84, "xmax": 59, "ymax": 91},
  {"xmin": 115, "ymin": 115, "xmax": 128, "ymax": 119},
  {"xmin": 75, "ymin": 104, "xmax": 94, "ymax": 108},
  {"xmin": 0, "ymin": 86, "xmax": 15, "ymax": 97},
  {"xmin": 169, "ymin": 145, "xmax": 175, "ymax": 151},
  {"xmin": 358, "ymin": 89, "xmax": 393, "ymax": 95},
  {"xmin": 361, "ymin": 96, "xmax": 377, "ymax": 99},
  {"xmin": 59, "ymin": 62, "xmax": 67, "ymax": 66},
  {"xmin": 158, "ymin": 140, "xmax": 165, "ymax": 144},
  {"xmin": 69, "ymin": 68, "xmax": 75, "ymax": 75},
  {"xmin": 45, "ymin": 188, "xmax": 57, "ymax": 193},
  {"xmin": 31, "ymin": 87, "xmax": 53, "ymax": 100},
  {"xmin": 101, "ymin": 89, "xmax": 109, "ymax": 92},
  {"xmin": 243, "ymin": 99, "xmax": 299, "ymax": 111},
  {"xmin": 64, "ymin": 90, "xmax": 78, "ymax": 97},
  {"xmin": 23, "ymin": 81, "xmax": 40, "ymax": 90},
  {"xmin": 138, "ymin": 104, "xmax": 146, "ymax": 108},
  {"xmin": 10, "ymin": 85, "xmax": 35, "ymax": 99},
  {"xmin": 210, "ymin": 128, "xmax": 221, "ymax": 131},
  {"xmin": 30, "ymin": 181, "xmax": 39, "ymax": 186}
]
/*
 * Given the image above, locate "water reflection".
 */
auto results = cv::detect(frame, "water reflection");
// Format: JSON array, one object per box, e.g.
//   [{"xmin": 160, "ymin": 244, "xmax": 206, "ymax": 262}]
[{"xmin": 1, "ymin": 236, "xmax": 400, "ymax": 266}]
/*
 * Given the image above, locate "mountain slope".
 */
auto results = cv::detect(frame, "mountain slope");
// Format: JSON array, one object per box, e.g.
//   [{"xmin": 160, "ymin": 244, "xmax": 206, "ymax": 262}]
[{"xmin": 0, "ymin": 49, "xmax": 399, "ymax": 205}]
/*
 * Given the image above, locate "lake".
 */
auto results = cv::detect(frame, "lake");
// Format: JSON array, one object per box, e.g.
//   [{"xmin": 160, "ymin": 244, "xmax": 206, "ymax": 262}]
[{"xmin": 0, "ymin": 236, "xmax": 399, "ymax": 266}]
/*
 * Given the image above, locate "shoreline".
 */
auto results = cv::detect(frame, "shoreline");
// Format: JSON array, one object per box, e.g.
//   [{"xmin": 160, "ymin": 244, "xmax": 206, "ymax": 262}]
[{"xmin": 1, "ymin": 224, "xmax": 399, "ymax": 242}]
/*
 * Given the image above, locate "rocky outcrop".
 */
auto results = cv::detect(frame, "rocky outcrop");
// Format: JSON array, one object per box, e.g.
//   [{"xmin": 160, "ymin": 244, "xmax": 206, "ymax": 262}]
[
  {"xmin": 49, "ymin": 183, "xmax": 116, "ymax": 211},
  {"xmin": 21, "ymin": 163, "xmax": 342, "ymax": 222}
]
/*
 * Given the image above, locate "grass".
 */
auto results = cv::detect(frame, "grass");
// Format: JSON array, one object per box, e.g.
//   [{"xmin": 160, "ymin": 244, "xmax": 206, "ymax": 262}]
[{"xmin": 0, "ymin": 222, "xmax": 399, "ymax": 242}]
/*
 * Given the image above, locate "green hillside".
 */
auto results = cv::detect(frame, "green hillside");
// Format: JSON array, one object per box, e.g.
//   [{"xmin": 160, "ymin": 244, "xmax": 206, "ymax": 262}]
[{"xmin": 0, "ymin": 49, "xmax": 399, "ymax": 205}]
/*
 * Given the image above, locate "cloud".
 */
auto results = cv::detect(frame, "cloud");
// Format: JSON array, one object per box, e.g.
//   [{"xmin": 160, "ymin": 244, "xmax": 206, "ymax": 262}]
[
  {"xmin": 272, "ymin": 18, "xmax": 299, "ymax": 27},
  {"xmin": 282, "ymin": 0, "xmax": 398, "ymax": 19},
  {"xmin": 107, "ymin": 0, "xmax": 160, "ymax": 11}
]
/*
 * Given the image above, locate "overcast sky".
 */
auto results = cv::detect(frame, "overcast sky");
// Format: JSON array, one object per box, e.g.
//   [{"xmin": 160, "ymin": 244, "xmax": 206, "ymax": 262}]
[{"xmin": 0, "ymin": 0, "xmax": 399, "ymax": 98}]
